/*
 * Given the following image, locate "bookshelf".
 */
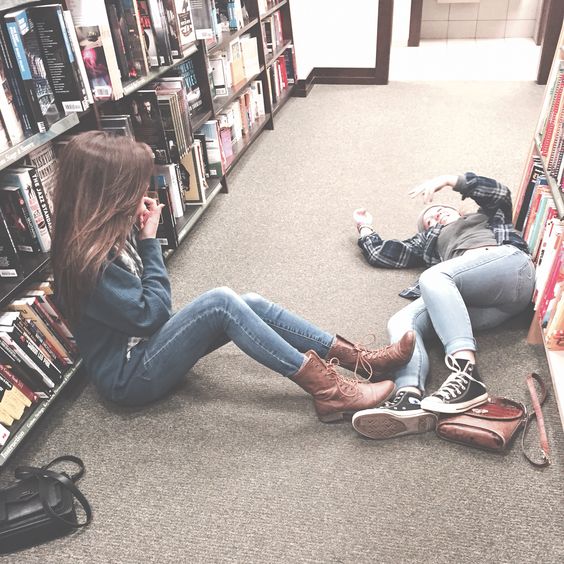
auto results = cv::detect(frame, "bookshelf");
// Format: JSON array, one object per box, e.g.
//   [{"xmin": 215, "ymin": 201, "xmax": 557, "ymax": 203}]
[
  {"xmin": 516, "ymin": 22, "xmax": 564, "ymax": 430},
  {"xmin": 0, "ymin": 0, "xmax": 298, "ymax": 465}
]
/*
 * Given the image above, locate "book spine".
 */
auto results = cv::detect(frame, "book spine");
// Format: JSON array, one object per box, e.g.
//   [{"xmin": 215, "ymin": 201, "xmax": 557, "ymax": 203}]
[
  {"xmin": 147, "ymin": 0, "xmax": 173, "ymax": 65},
  {"xmin": 0, "ymin": 364, "xmax": 38, "ymax": 404},
  {"xmin": 28, "ymin": 292, "xmax": 77, "ymax": 357},
  {"xmin": 0, "ymin": 344, "xmax": 48, "ymax": 398},
  {"xmin": 18, "ymin": 315, "xmax": 67, "ymax": 372},
  {"xmin": 26, "ymin": 166, "xmax": 53, "ymax": 236},
  {"xmin": 0, "ymin": 332, "xmax": 54, "ymax": 391},
  {"xmin": 4, "ymin": 321, "xmax": 62, "ymax": 384},
  {"xmin": 5, "ymin": 170, "xmax": 51, "ymax": 252}
]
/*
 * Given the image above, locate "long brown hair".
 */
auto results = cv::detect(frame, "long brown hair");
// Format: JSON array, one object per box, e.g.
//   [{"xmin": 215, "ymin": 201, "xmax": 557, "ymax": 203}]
[{"xmin": 51, "ymin": 130, "xmax": 154, "ymax": 324}]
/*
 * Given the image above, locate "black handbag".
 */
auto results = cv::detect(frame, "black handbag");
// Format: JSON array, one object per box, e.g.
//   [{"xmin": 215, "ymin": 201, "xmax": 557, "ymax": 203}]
[{"xmin": 0, "ymin": 455, "xmax": 92, "ymax": 554}]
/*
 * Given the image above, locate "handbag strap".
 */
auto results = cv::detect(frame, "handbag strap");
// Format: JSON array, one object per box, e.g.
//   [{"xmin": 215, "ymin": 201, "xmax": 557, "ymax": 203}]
[
  {"xmin": 14, "ymin": 458, "xmax": 92, "ymax": 528},
  {"xmin": 521, "ymin": 372, "xmax": 551, "ymax": 468}
]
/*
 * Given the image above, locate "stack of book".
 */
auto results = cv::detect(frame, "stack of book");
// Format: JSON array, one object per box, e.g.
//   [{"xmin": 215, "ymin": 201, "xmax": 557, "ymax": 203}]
[
  {"xmin": 267, "ymin": 45, "xmax": 295, "ymax": 106},
  {"xmin": 0, "ymin": 279, "xmax": 78, "ymax": 448},
  {"xmin": 0, "ymin": 144, "xmax": 57, "ymax": 276}
]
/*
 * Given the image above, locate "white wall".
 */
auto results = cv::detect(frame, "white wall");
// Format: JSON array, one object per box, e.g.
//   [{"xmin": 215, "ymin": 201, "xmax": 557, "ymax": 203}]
[{"xmin": 290, "ymin": 0, "xmax": 379, "ymax": 80}]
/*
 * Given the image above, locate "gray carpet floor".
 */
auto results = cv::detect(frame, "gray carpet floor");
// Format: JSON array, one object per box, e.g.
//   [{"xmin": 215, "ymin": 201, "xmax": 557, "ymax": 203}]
[{"xmin": 1, "ymin": 82, "xmax": 563, "ymax": 563}]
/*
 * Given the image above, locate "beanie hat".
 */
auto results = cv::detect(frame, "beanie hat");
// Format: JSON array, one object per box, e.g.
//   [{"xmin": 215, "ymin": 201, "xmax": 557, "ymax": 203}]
[{"xmin": 416, "ymin": 204, "xmax": 459, "ymax": 233}]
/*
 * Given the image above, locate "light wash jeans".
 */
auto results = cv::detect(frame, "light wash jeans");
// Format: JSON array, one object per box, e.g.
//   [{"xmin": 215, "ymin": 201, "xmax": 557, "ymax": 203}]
[
  {"xmin": 114, "ymin": 288, "xmax": 334, "ymax": 405},
  {"xmin": 387, "ymin": 245, "xmax": 535, "ymax": 391}
]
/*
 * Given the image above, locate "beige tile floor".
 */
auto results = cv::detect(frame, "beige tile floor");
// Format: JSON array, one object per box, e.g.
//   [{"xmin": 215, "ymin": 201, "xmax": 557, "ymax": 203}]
[{"xmin": 389, "ymin": 38, "xmax": 542, "ymax": 81}]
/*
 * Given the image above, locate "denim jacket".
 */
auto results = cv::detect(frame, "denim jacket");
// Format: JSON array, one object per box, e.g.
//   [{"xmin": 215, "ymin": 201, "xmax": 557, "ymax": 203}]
[
  {"xmin": 357, "ymin": 172, "xmax": 530, "ymax": 299},
  {"xmin": 72, "ymin": 238, "xmax": 172, "ymax": 391}
]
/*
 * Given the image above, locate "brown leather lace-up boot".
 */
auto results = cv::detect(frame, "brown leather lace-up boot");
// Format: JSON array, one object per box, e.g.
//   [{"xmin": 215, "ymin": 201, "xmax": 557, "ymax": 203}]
[
  {"xmin": 327, "ymin": 331, "xmax": 416, "ymax": 381},
  {"xmin": 290, "ymin": 350, "xmax": 396, "ymax": 422}
]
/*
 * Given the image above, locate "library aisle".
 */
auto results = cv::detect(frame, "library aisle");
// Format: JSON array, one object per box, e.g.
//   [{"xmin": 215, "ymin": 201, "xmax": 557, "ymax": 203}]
[
  {"xmin": 390, "ymin": 37, "xmax": 541, "ymax": 81},
  {"xmin": 3, "ymin": 80, "xmax": 562, "ymax": 563}
]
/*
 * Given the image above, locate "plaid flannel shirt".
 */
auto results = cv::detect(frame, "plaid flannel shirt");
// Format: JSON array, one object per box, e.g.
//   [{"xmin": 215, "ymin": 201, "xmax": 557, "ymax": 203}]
[{"xmin": 358, "ymin": 172, "xmax": 530, "ymax": 299}]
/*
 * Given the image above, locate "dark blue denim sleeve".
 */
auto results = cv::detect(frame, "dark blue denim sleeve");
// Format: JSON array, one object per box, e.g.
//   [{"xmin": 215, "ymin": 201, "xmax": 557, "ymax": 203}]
[{"xmin": 85, "ymin": 238, "xmax": 172, "ymax": 337}]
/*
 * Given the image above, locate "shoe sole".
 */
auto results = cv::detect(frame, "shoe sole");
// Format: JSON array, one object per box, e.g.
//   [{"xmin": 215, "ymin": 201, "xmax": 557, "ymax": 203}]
[
  {"xmin": 352, "ymin": 411, "xmax": 437, "ymax": 440},
  {"xmin": 420, "ymin": 393, "xmax": 489, "ymax": 414}
]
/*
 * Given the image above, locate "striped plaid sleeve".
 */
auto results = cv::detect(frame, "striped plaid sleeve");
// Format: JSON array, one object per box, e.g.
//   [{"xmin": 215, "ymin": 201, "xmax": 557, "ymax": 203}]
[
  {"xmin": 357, "ymin": 231, "xmax": 427, "ymax": 268},
  {"xmin": 454, "ymin": 172, "xmax": 513, "ymax": 220}
]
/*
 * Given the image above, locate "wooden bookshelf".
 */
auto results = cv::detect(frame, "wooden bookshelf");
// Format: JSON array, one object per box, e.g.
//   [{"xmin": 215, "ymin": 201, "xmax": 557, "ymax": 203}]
[
  {"xmin": 273, "ymin": 84, "xmax": 295, "ymax": 116},
  {"xmin": 213, "ymin": 69, "xmax": 265, "ymax": 114},
  {"xmin": 208, "ymin": 18, "xmax": 260, "ymax": 55},
  {"xmin": 225, "ymin": 115, "xmax": 270, "ymax": 171},
  {"xmin": 266, "ymin": 40, "xmax": 293, "ymax": 68},
  {"xmin": 519, "ymin": 22, "xmax": 564, "ymax": 430}
]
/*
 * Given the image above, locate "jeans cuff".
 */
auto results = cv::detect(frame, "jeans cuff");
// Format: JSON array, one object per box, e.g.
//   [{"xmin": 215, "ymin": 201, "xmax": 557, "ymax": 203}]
[{"xmin": 445, "ymin": 337, "xmax": 477, "ymax": 356}]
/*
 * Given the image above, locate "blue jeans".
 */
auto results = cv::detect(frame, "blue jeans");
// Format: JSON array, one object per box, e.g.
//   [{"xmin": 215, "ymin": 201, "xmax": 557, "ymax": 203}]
[
  {"xmin": 113, "ymin": 287, "xmax": 334, "ymax": 405},
  {"xmin": 387, "ymin": 245, "xmax": 535, "ymax": 391}
]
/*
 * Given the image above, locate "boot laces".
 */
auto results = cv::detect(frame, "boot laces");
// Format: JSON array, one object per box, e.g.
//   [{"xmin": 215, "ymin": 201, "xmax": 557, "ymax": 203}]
[
  {"xmin": 326, "ymin": 357, "xmax": 361, "ymax": 397},
  {"xmin": 351, "ymin": 334, "xmax": 379, "ymax": 380},
  {"xmin": 433, "ymin": 355, "xmax": 482, "ymax": 401}
]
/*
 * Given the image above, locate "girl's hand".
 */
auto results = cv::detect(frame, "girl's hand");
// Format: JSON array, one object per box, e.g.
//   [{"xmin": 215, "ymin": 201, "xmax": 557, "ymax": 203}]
[
  {"xmin": 408, "ymin": 174, "xmax": 458, "ymax": 203},
  {"xmin": 138, "ymin": 196, "xmax": 164, "ymax": 240},
  {"xmin": 353, "ymin": 208, "xmax": 374, "ymax": 233}
]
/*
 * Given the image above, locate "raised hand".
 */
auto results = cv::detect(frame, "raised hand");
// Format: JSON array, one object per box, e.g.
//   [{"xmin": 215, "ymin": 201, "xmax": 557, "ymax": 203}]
[
  {"xmin": 353, "ymin": 208, "xmax": 374, "ymax": 233},
  {"xmin": 138, "ymin": 196, "xmax": 165, "ymax": 240},
  {"xmin": 407, "ymin": 174, "xmax": 458, "ymax": 204}
]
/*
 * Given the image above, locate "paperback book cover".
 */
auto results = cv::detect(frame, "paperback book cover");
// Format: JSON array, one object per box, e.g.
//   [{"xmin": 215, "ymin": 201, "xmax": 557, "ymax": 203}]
[
  {"xmin": 148, "ymin": 177, "xmax": 179, "ymax": 250},
  {"xmin": 67, "ymin": 0, "xmax": 124, "ymax": 100},
  {"xmin": 30, "ymin": 4, "xmax": 89, "ymax": 114},
  {"xmin": 174, "ymin": 0, "xmax": 196, "ymax": 50},
  {"xmin": 0, "ymin": 25, "xmax": 35, "ymax": 136},
  {"xmin": 0, "ymin": 207, "xmax": 20, "ymax": 278},
  {"xmin": 123, "ymin": 89, "xmax": 171, "ymax": 163},
  {"xmin": 0, "ymin": 185, "xmax": 41, "ymax": 253},
  {"xmin": 3, "ymin": 9, "xmax": 62, "ymax": 132},
  {"xmin": 146, "ymin": 0, "xmax": 173, "ymax": 66},
  {"xmin": 0, "ymin": 168, "xmax": 51, "ymax": 252},
  {"xmin": 25, "ymin": 141, "xmax": 57, "ymax": 215},
  {"xmin": 0, "ymin": 51, "xmax": 25, "ymax": 145},
  {"xmin": 136, "ymin": 0, "xmax": 160, "ymax": 67}
]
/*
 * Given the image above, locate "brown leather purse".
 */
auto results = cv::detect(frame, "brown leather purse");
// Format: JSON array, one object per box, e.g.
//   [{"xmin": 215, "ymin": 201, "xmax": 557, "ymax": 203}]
[{"xmin": 436, "ymin": 373, "xmax": 551, "ymax": 467}]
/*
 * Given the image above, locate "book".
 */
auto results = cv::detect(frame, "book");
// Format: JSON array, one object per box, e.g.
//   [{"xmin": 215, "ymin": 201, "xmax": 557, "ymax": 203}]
[
  {"xmin": 66, "ymin": 0, "xmax": 124, "ymax": 100},
  {"xmin": 208, "ymin": 55, "xmax": 228, "ymax": 96},
  {"xmin": 30, "ymin": 4, "xmax": 90, "ymax": 114},
  {"xmin": 0, "ymin": 367, "xmax": 31, "ymax": 408},
  {"xmin": 0, "ymin": 49, "xmax": 25, "ymax": 145},
  {"xmin": 240, "ymin": 34, "xmax": 260, "ymax": 79},
  {"xmin": 62, "ymin": 10, "xmax": 94, "ymax": 105},
  {"xmin": 105, "ymin": 0, "xmax": 149, "ymax": 83},
  {"xmin": 178, "ymin": 145, "xmax": 206, "ymax": 205},
  {"xmin": 100, "ymin": 114, "xmax": 135, "ymax": 137},
  {"xmin": 148, "ymin": 177, "xmax": 179, "ymax": 249},
  {"xmin": 0, "ymin": 312, "xmax": 62, "ymax": 385},
  {"xmin": 191, "ymin": 0, "xmax": 217, "ymax": 44},
  {"xmin": 196, "ymin": 120, "xmax": 225, "ymax": 177},
  {"xmin": 24, "ymin": 290, "xmax": 77, "ymax": 359},
  {"xmin": 0, "ymin": 25, "xmax": 35, "ymax": 137},
  {"xmin": 174, "ymin": 0, "xmax": 196, "ymax": 51},
  {"xmin": 0, "ymin": 371, "xmax": 28, "ymax": 418},
  {"xmin": 8, "ymin": 297, "xmax": 73, "ymax": 363},
  {"xmin": 0, "ymin": 343, "xmax": 49, "ymax": 399},
  {"xmin": 0, "ymin": 421, "xmax": 9, "ymax": 445},
  {"xmin": 0, "ymin": 207, "xmax": 20, "ymax": 278},
  {"xmin": 117, "ymin": 89, "xmax": 171, "ymax": 163},
  {"xmin": 161, "ymin": 0, "xmax": 182, "ymax": 58},
  {"xmin": 0, "ymin": 184, "xmax": 41, "ymax": 253},
  {"xmin": 25, "ymin": 141, "xmax": 58, "ymax": 216},
  {"xmin": 0, "ymin": 363, "xmax": 38, "ymax": 404},
  {"xmin": 0, "ymin": 328, "xmax": 56, "ymax": 391},
  {"xmin": 13, "ymin": 165, "xmax": 52, "ymax": 236},
  {"xmin": 154, "ymin": 163, "xmax": 185, "ymax": 218},
  {"xmin": 0, "ymin": 167, "xmax": 51, "ymax": 252},
  {"xmin": 135, "ymin": 0, "xmax": 160, "ymax": 67},
  {"xmin": 25, "ymin": 282, "xmax": 77, "ymax": 356},
  {"xmin": 3, "ymin": 8, "xmax": 62, "ymax": 132},
  {"xmin": 146, "ymin": 0, "xmax": 173, "ymax": 66}
]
